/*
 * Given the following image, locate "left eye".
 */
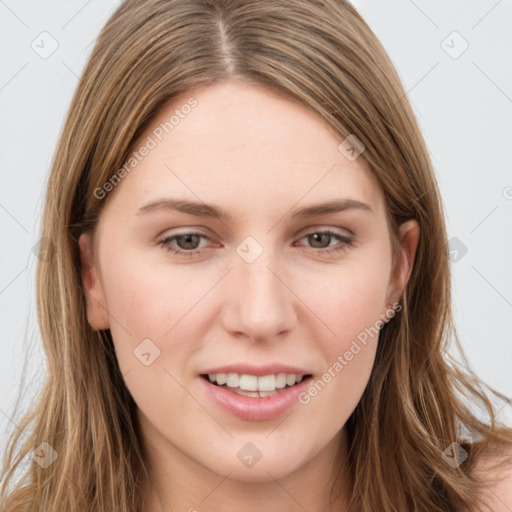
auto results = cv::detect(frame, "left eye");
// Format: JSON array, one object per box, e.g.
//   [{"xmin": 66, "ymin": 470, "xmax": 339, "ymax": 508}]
[
  {"xmin": 297, "ymin": 230, "xmax": 355, "ymax": 255},
  {"xmin": 158, "ymin": 229, "xmax": 355, "ymax": 257}
]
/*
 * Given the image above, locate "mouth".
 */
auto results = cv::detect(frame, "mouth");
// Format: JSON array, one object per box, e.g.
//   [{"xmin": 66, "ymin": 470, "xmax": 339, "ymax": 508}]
[
  {"xmin": 199, "ymin": 370, "xmax": 315, "ymax": 421},
  {"xmin": 200, "ymin": 372, "xmax": 313, "ymax": 398}
]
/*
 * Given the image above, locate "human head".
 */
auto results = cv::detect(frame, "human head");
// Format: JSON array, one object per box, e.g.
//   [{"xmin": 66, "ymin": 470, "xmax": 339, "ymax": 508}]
[
  {"xmin": 78, "ymin": 77, "xmax": 418, "ymax": 503},
  {"xmin": 3, "ymin": 1, "xmax": 466, "ymax": 510}
]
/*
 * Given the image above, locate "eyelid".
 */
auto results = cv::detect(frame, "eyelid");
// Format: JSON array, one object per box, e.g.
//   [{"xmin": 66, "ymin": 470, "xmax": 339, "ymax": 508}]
[
  {"xmin": 300, "ymin": 224, "xmax": 353, "ymax": 237},
  {"xmin": 157, "ymin": 225, "xmax": 356, "ymax": 258},
  {"xmin": 157, "ymin": 224, "xmax": 353, "ymax": 239},
  {"xmin": 156, "ymin": 226, "xmax": 352, "ymax": 244}
]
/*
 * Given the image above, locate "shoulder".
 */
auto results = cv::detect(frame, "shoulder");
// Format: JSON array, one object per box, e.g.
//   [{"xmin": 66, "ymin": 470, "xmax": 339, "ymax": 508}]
[{"xmin": 470, "ymin": 444, "xmax": 512, "ymax": 512}]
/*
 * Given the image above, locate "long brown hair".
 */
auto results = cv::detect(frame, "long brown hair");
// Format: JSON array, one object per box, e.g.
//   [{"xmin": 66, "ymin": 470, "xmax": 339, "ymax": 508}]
[{"xmin": 1, "ymin": 1, "xmax": 511, "ymax": 510}]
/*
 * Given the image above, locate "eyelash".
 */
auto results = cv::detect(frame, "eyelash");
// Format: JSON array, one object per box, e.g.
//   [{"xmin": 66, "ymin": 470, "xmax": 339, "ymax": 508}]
[{"xmin": 157, "ymin": 229, "xmax": 355, "ymax": 258}]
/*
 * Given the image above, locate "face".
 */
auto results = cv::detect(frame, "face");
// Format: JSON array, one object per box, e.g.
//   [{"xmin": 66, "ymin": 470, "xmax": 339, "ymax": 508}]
[{"xmin": 79, "ymin": 80, "xmax": 418, "ymax": 488}]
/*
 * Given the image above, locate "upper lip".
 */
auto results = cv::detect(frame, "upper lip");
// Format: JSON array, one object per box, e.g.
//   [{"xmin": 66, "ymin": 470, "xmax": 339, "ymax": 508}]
[{"xmin": 200, "ymin": 364, "xmax": 313, "ymax": 377}]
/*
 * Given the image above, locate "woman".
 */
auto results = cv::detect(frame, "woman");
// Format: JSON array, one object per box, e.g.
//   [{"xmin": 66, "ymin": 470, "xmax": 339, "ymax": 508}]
[{"xmin": 1, "ymin": 0, "xmax": 511, "ymax": 510}]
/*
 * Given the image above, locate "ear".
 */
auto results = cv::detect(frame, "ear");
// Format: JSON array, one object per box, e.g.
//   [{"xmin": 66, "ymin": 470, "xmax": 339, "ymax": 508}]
[
  {"xmin": 385, "ymin": 219, "xmax": 420, "ymax": 305},
  {"xmin": 78, "ymin": 232, "xmax": 110, "ymax": 330}
]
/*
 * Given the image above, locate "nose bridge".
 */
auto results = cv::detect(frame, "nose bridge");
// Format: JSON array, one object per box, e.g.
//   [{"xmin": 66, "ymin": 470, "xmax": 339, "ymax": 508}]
[{"xmin": 223, "ymin": 236, "xmax": 295, "ymax": 341}]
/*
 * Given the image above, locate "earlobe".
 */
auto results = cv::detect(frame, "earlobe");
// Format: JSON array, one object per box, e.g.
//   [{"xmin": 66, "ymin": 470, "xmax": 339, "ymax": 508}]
[{"xmin": 78, "ymin": 232, "xmax": 110, "ymax": 330}]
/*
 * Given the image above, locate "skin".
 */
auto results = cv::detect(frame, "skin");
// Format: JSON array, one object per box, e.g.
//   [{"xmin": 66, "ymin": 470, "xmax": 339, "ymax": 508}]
[{"xmin": 79, "ymin": 80, "xmax": 420, "ymax": 511}]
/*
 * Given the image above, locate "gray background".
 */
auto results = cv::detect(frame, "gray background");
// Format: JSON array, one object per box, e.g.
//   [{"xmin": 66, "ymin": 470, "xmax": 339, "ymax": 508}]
[{"xmin": 1, "ymin": 0, "xmax": 511, "ymax": 453}]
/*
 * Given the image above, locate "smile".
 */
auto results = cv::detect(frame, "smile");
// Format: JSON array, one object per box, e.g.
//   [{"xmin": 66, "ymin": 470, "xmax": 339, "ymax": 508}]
[
  {"xmin": 204, "ymin": 372, "xmax": 308, "ymax": 397},
  {"xmin": 200, "ymin": 372, "xmax": 314, "ymax": 421}
]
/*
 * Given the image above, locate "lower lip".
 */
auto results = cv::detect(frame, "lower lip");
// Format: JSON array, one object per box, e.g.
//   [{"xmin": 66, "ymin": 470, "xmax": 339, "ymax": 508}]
[{"xmin": 199, "ymin": 375, "xmax": 313, "ymax": 422}]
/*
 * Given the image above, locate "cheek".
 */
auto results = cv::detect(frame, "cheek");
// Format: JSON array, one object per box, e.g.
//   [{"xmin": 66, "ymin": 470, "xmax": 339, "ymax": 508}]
[
  {"xmin": 101, "ymin": 243, "xmax": 203, "ymax": 327},
  {"xmin": 100, "ymin": 254, "xmax": 204, "ymax": 428},
  {"xmin": 293, "ymin": 258, "xmax": 390, "ymax": 419},
  {"xmin": 101, "ymin": 238, "xmax": 391, "ymax": 369},
  {"xmin": 98, "ymin": 247, "xmax": 208, "ymax": 377},
  {"xmin": 296, "ymin": 256, "xmax": 391, "ymax": 344}
]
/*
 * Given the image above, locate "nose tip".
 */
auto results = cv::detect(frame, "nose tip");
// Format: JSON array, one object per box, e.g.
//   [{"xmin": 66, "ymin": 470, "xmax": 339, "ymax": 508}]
[{"xmin": 221, "ymin": 248, "xmax": 296, "ymax": 342}]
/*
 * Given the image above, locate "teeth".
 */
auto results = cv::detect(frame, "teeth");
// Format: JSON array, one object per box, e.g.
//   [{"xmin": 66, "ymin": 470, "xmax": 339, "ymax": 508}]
[
  {"xmin": 258, "ymin": 375, "xmax": 275, "ymax": 391},
  {"xmin": 226, "ymin": 373, "xmax": 238, "ymax": 387},
  {"xmin": 206, "ymin": 372, "xmax": 306, "ymax": 391},
  {"xmin": 286, "ymin": 374, "xmax": 296, "ymax": 386},
  {"xmin": 234, "ymin": 388, "xmax": 279, "ymax": 398},
  {"xmin": 275, "ymin": 373, "xmax": 287, "ymax": 389},
  {"xmin": 239, "ymin": 374, "xmax": 258, "ymax": 391}
]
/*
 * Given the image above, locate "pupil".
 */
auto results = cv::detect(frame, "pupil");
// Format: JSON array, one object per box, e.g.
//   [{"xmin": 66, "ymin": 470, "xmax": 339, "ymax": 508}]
[
  {"xmin": 310, "ymin": 233, "xmax": 328, "ymax": 248},
  {"xmin": 179, "ymin": 234, "xmax": 199, "ymax": 249}
]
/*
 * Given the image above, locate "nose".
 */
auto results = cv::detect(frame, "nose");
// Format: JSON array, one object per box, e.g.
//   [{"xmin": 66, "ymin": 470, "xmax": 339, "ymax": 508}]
[{"xmin": 220, "ymin": 244, "xmax": 297, "ymax": 343}]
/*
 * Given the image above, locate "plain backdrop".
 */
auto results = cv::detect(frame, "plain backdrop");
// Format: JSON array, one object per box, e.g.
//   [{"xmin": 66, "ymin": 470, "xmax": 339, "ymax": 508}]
[{"xmin": 1, "ymin": 0, "xmax": 511, "ymax": 453}]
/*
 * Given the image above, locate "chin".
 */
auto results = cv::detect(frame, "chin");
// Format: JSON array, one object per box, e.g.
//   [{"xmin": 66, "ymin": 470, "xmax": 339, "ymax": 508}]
[{"xmin": 218, "ymin": 458, "xmax": 302, "ymax": 483}]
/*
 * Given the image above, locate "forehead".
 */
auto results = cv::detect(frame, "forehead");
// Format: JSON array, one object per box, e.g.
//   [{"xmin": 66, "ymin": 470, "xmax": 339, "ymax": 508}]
[{"xmin": 107, "ymin": 81, "xmax": 384, "ymax": 219}]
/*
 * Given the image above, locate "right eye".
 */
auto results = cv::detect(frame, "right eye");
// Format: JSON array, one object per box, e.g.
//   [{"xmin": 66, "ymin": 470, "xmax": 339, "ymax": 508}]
[{"xmin": 158, "ymin": 232, "xmax": 211, "ymax": 257}]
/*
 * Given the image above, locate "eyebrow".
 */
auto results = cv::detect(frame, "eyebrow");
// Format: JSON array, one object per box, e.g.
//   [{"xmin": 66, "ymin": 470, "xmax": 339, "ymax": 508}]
[{"xmin": 136, "ymin": 197, "xmax": 374, "ymax": 222}]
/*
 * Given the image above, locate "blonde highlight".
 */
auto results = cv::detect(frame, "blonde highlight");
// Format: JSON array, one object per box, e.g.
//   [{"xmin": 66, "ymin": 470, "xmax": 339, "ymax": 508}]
[{"xmin": 1, "ymin": 1, "xmax": 511, "ymax": 510}]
